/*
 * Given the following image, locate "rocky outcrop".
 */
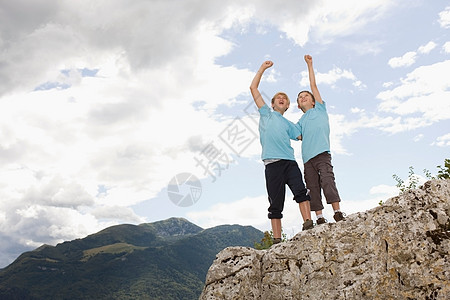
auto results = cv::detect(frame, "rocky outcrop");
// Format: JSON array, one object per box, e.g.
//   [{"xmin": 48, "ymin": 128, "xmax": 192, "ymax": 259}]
[{"xmin": 200, "ymin": 179, "xmax": 450, "ymax": 299}]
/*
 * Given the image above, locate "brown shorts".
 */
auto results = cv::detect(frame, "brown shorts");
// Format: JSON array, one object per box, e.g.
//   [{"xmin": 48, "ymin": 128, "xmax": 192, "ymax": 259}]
[{"xmin": 304, "ymin": 152, "xmax": 341, "ymax": 211}]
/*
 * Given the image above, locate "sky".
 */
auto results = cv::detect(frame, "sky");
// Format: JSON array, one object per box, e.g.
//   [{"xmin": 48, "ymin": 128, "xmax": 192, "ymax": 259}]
[{"xmin": 0, "ymin": 0, "xmax": 449, "ymax": 268}]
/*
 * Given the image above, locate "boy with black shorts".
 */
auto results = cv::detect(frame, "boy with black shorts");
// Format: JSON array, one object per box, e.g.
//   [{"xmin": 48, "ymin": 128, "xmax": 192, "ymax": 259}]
[{"xmin": 250, "ymin": 60, "xmax": 313, "ymax": 243}]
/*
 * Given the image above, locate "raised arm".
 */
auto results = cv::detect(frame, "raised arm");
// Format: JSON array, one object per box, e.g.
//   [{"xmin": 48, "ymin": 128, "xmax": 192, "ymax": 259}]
[
  {"xmin": 304, "ymin": 55, "xmax": 323, "ymax": 104},
  {"xmin": 250, "ymin": 61, "xmax": 273, "ymax": 109}
]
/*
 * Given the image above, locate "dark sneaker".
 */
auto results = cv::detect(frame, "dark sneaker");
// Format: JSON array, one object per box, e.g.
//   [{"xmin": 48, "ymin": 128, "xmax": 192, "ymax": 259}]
[
  {"xmin": 333, "ymin": 211, "xmax": 346, "ymax": 222},
  {"xmin": 316, "ymin": 217, "xmax": 327, "ymax": 225},
  {"xmin": 302, "ymin": 219, "xmax": 313, "ymax": 231},
  {"xmin": 273, "ymin": 238, "xmax": 281, "ymax": 244}
]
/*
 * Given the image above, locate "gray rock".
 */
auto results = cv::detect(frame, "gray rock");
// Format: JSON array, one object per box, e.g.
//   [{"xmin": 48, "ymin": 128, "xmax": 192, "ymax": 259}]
[{"xmin": 200, "ymin": 179, "xmax": 450, "ymax": 299}]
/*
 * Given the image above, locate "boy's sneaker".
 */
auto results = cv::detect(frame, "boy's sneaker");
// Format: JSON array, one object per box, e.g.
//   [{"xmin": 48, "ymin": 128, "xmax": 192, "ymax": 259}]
[
  {"xmin": 302, "ymin": 219, "xmax": 314, "ymax": 231},
  {"xmin": 333, "ymin": 211, "xmax": 346, "ymax": 222},
  {"xmin": 316, "ymin": 217, "xmax": 327, "ymax": 225},
  {"xmin": 273, "ymin": 238, "xmax": 281, "ymax": 244}
]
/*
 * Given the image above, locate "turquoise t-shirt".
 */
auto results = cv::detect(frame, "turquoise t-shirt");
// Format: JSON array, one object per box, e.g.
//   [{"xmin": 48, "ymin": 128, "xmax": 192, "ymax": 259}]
[
  {"xmin": 258, "ymin": 104, "xmax": 300, "ymax": 161},
  {"xmin": 297, "ymin": 101, "xmax": 330, "ymax": 164}
]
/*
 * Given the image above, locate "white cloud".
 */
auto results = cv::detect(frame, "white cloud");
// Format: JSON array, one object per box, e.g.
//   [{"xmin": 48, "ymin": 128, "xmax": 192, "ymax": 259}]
[
  {"xmin": 389, "ymin": 42, "xmax": 436, "ymax": 69},
  {"xmin": 2, "ymin": 201, "xmax": 116, "ymax": 247},
  {"xmin": 438, "ymin": 6, "xmax": 450, "ymax": 28},
  {"xmin": 413, "ymin": 134, "xmax": 424, "ymax": 142},
  {"xmin": 350, "ymin": 107, "xmax": 365, "ymax": 114},
  {"xmin": 187, "ymin": 195, "xmax": 269, "ymax": 230},
  {"xmin": 346, "ymin": 40, "xmax": 385, "ymax": 56},
  {"xmin": 0, "ymin": 0, "xmax": 246, "ymax": 97},
  {"xmin": 443, "ymin": 41, "xmax": 450, "ymax": 53},
  {"xmin": 376, "ymin": 60, "xmax": 450, "ymax": 131},
  {"xmin": 317, "ymin": 105, "xmax": 442, "ymax": 137},
  {"xmin": 91, "ymin": 206, "xmax": 145, "ymax": 223},
  {"xmin": 300, "ymin": 67, "xmax": 360, "ymax": 89},
  {"xmin": 0, "ymin": 0, "xmax": 261, "ymax": 267},
  {"xmin": 280, "ymin": 0, "xmax": 394, "ymax": 46},
  {"xmin": 329, "ymin": 114, "xmax": 355, "ymax": 156},
  {"xmin": 432, "ymin": 133, "xmax": 450, "ymax": 147},
  {"xmin": 388, "ymin": 51, "xmax": 417, "ymax": 68},
  {"xmin": 352, "ymin": 80, "xmax": 367, "ymax": 90},
  {"xmin": 341, "ymin": 198, "xmax": 383, "ymax": 216},
  {"xmin": 264, "ymin": 68, "xmax": 280, "ymax": 84},
  {"xmin": 418, "ymin": 41, "xmax": 437, "ymax": 54},
  {"xmin": 369, "ymin": 184, "xmax": 399, "ymax": 198},
  {"xmin": 319, "ymin": 68, "xmax": 357, "ymax": 85},
  {"xmin": 22, "ymin": 176, "xmax": 94, "ymax": 208}
]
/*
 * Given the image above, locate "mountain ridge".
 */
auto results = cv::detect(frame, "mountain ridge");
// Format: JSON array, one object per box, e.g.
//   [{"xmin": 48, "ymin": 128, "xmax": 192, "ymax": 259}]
[{"xmin": 0, "ymin": 217, "xmax": 263, "ymax": 299}]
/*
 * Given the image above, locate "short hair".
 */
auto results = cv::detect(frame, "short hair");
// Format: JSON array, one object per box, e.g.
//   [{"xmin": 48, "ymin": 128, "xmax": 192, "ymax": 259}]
[
  {"xmin": 271, "ymin": 92, "xmax": 290, "ymax": 104},
  {"xmin": 297, "ymin": 90, "xmax": 315, "ymax": 104},
  {"xmin": 271, "ymin": 92, "xmax": 290, "ymax": 111}
]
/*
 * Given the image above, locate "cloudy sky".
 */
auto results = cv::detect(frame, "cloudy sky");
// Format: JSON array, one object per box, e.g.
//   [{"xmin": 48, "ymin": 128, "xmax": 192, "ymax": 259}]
[{"xmin": 1, "ymin": 0, "xmax": 449, "ymax": 268}]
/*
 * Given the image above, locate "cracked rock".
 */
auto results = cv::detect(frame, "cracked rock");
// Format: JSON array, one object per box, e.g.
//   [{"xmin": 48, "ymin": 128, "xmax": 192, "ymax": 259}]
[{"xmin": 200, "ymin": 179, "xmax": 450, "ymax": 300}]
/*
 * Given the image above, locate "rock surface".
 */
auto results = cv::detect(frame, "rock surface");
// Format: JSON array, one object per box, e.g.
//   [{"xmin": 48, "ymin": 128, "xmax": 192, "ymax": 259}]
[{"xmin": 200, "ymin": 179, "xmax": 450, "ymax": 299}]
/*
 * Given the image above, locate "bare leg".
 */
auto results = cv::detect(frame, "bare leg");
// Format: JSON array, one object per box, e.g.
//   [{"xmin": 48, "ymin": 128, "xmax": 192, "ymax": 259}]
[
  {"xmin": 299, "ymin": 201, "xmax": 312, "ymax": 221},
  {"xmin": 271, "ymin": 219, "xmax": 282, "ymax": 239},
  {"xmin": 331, "ymin": 202, "xmax": 340, "ymax": 211}
]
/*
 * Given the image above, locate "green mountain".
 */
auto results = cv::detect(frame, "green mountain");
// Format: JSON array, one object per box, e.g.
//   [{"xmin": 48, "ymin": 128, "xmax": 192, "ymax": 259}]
[{"xmin": 0, "ymin": 217, "xmax": 263, "ymax": 299}]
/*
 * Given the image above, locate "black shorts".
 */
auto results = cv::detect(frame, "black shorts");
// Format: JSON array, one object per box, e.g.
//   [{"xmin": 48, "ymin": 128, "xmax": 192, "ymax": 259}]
[{"xmin": 265, "ymin": 160, "xmax": 310, "ymax": 219}]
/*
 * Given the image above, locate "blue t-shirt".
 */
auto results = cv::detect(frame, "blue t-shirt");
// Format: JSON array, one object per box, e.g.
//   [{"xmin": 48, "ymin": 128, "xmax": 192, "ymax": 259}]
[
  {"xmin": 297, "ymin": 101, "xmax": 330, "ymax": 164},
  {"xmin": 258, "ymin": 104, "xmax": 300, "ymax": 161}
]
